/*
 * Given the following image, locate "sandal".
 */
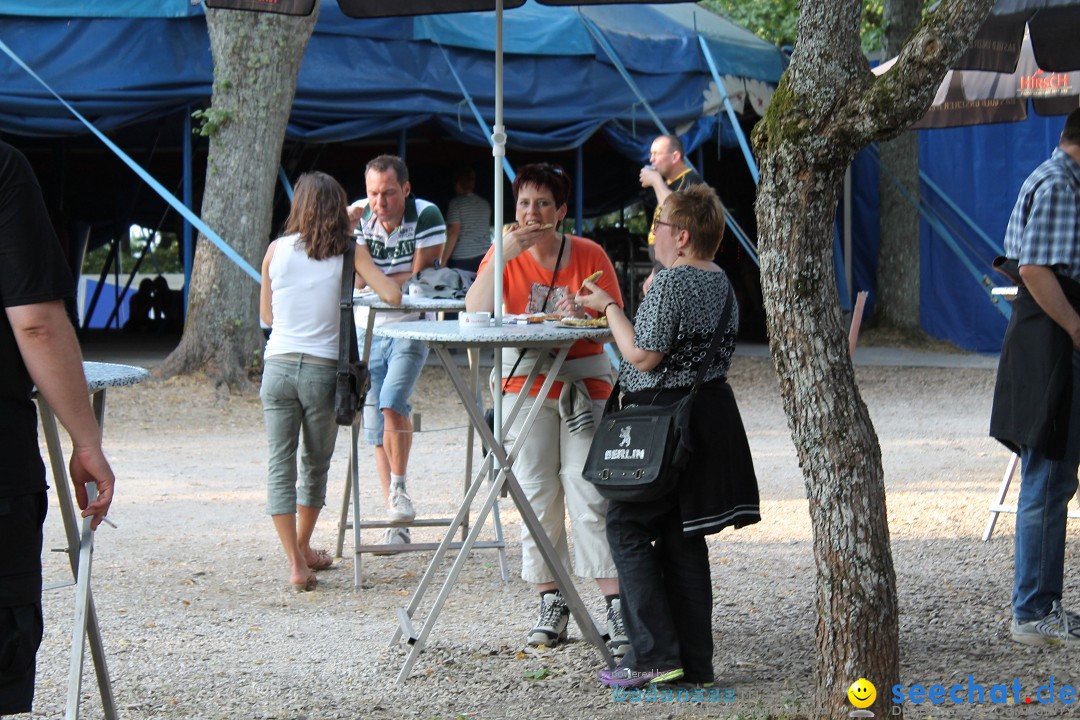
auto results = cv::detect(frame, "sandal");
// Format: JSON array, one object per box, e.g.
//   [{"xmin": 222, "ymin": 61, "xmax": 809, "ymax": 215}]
[{"xmin": 307, "ymin": 549, "xmax": 334, "ymax": 571}]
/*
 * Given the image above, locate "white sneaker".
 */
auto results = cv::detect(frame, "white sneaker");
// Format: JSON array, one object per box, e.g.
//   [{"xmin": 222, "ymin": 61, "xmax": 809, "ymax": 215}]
[
  {"xmin": 527, "ymin": 592, "xmax": 569, "ymax": 647},
  {"xmin": 371, "ymin": 527, "xmax": 411, "ymax": 556},
  {"xmin": 387, "ymin": 487, "xmax": 416, "ymax": 523},
  {"xmin": 1011, "ymin": 600, "xmax": 1080, "ymax": 646},
  {"xmin": 607, "ymin": 598, "xmax": 630, "ymax": 658}
]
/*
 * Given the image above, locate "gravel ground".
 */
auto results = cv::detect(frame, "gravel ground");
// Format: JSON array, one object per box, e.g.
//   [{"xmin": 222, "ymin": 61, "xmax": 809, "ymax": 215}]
[{"xmin": 20, "ymin": 351, "xmax": 1080, "ymax": 720}]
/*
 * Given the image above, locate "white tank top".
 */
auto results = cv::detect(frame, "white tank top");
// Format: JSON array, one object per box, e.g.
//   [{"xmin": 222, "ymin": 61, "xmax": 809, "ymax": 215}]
[{"xmin": 263, "ymin": 234, "xmax": 343, "ymax": 362}]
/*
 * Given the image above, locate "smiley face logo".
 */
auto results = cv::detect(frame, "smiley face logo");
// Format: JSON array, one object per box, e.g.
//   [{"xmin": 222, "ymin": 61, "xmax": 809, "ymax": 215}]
[{"xmin": 848, "ymin": 678, "xmax": 876, "ymax": 709}]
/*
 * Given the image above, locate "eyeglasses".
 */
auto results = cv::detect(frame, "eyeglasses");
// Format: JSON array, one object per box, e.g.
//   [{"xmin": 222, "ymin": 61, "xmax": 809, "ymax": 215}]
[
  {"xmin": 653, "ymin": 219, "xmax": 680, "ymax": 232},
  {"xmin": 539, "ymin": 163, "xmax": 565, "ymax": 176}
]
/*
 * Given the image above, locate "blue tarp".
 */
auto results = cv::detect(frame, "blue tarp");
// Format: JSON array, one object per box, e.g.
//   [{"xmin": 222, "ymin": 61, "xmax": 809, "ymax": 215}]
[
  {"xmin": 0, "ymin": 0, "xmax": 199, "ymax": 17},
  {"xmin": 917, "ymin": 116, "xmax": 1063, "ymax": 353},
  {"xmin": 839, "ymin": 114, "xmax": 1064, "ymax": 354},
  {"xmin": 0, "ymin": 2, "xmax": 785, "ymax": 158}
]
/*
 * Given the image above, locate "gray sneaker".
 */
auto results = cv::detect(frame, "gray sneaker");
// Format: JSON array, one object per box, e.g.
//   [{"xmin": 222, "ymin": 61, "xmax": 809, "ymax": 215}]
[
  {"xmin": 387, "ymin": 487, "xmax": 416, "ymax": 523},
  {"xmin": 1011, "ymin": 600, "xmax": 1080, "ymax": 646},
  {"xmin": 371, "ymin": 527, "xmax": 411, "ymax": 556},
  {"xmin": 527, "ymin": 592, "xmax": 569, "ymax": 648},
  {"xmin": 607, "ymin": 598, "xmax": 629, "ymax": 658}
]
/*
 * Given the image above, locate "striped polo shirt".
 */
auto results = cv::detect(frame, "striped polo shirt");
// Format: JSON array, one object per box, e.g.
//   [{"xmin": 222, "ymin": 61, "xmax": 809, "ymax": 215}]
[{"xmin": 352, "ymin": 194, "xmax": 446, "ymax": 276}]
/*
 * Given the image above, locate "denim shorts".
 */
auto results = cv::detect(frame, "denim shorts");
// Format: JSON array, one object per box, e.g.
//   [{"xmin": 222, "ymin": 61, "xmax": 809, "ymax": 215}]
[{"xmin": 362, "ymin": 335, "xmax": 429, "ymax": 446}]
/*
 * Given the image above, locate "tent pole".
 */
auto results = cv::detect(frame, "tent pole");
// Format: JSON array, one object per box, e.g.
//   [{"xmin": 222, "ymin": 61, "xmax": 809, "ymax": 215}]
[
  {"xmin": 431, "ymin": 39, "xmax": 515, "ymax": 183},
  {"xmin": 277, "ymin": 167, "xmax": 294, "ymax": 203},
  {"xmin": 183, "ymin": 106, "xmax": 193, "ymax": 317},
  {"xmin": 697, "ymin": 36, "xmax": 759, "ymax": 185},
  {"xmin": 574, "ymin": 145, "xmax": 583, "ymax": 236},
  {"xmin": 580, "ymin": 14, "xmax": 669, "ymax": 136},
  {"xmin": 0, "ymin": 40, "xmax": 257, "ymax": 284}
]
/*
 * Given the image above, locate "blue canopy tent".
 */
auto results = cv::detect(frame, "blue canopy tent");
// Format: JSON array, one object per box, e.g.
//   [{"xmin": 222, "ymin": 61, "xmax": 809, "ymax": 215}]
[
  {"xmin": 0, "ymin": 3, "xmax": 783, "ymax": 153},
  {"xmin": 0, "ymin": 1, "xmax": 784, "ymax": 327}
]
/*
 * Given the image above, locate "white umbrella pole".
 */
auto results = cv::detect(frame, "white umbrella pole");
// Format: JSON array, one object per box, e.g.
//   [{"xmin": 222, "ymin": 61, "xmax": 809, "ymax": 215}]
[{"xmin": 492, "ymin": 0, "xmax": 505, "ymax": 450}]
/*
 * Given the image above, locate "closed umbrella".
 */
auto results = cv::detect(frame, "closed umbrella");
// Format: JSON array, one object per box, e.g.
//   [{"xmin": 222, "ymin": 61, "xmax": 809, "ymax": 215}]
[
  {"xmin": 874, "ymin": 32, "xmax": 1080, "ymax": 128},
  {"xmin": 955, "ymin": 0, "xmax": 1080, "ymax": 73}
]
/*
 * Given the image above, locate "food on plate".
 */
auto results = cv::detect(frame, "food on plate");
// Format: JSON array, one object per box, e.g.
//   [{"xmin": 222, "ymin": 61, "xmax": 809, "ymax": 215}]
[
  {"xmin": 525, "ymin": 314, "xmax": 563, "ymax": 323},
  {"xmin": 558, "ymin": 316, "xmax": 609, "ymax": 328}
]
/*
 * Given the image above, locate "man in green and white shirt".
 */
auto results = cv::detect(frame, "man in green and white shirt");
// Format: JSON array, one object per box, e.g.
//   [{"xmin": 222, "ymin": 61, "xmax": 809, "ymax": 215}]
[{"xmin": 347, "ymin": 155, "xmax": 444, "ymax": 549}]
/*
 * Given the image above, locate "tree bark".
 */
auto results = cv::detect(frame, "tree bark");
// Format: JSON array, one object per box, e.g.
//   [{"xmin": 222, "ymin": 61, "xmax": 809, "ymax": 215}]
[
  {"xmin": 876, "ymin": 0, "xmax": 924, "ymax": 332},
  {"xmin": 158, "ymin": 3, "xmax": 319, "ymax": 389},
  {"xmin": 751, "ymin": 0, "xmax": 993, "ymax": 716}
]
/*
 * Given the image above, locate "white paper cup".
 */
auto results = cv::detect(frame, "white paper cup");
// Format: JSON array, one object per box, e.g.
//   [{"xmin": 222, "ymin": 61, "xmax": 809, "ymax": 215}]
[{"xmin": 458, "ymin": 311, "xmax": 491, "ymax": 329}]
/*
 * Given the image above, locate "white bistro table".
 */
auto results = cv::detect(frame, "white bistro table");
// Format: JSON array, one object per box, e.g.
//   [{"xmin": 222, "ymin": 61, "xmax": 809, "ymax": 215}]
[
  {"xmin": 374, "ymin": 319, "xmax": 616, "ymax": 682},
  {"xmin": 36, "ymin": 361, "xmax": 149, "ymax": 720},
  {"xmin": 337, "ymin": 294, "xmax": 507, "ymax": 587}
]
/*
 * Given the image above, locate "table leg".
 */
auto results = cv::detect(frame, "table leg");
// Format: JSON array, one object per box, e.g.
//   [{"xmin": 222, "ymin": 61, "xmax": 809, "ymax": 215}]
[
  {"xmin": 337, "ymin": 309, "xmax": 375, "ymax": 570},
  {"xmin": 335, "ymin": 441, "xmax": 351, "ymax": 559},
  {"xmin": 349, "ymin": 422, "xmax": 363, "ymax": 587},
  {"xmin": 462, "ymin": 348, "xmax": 478, "ymax": 542},
  {"xmin": 390, "ymin": 344, "xmax": 539, "ymax": 649},
  {"xmin": 393, "ymin": 345, "xmax": 613, "ymax": 682},
  {"xmin": 983, "ymin": 453, "xmax": 1019, "ymax": 542},
  {"xmin": 37, "ymin": 395, "xmax": 118, "ymax": 720},
  {"xmin": 395, "ymin": 458, "xmax": 514, "ymax": 683},
  {"xmin": 444, "ymin": 353, "xmax": 613, "ymax": 667}
]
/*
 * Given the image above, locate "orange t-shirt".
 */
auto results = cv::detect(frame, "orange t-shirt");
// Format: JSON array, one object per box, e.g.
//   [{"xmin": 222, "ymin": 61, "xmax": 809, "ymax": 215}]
[{"xmin": 477, "ymin": 235, "xmax": 622, "ymax": 400}]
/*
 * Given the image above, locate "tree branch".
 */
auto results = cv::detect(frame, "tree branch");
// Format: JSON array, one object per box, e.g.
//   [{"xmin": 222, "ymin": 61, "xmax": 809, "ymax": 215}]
[{"xmin": 857, "ymin": 0, "xmax": 995, "ymax": 143}]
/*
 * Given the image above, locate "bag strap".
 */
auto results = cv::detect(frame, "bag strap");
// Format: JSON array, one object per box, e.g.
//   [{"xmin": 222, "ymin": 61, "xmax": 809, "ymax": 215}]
[
  {"xmin": 339, "ymin": 242, "xmax": 358, "ymax": 372},
  {"xmin": 500, "ymin": 233, "xmax": 567, "ymax": 394},
  {"xmin": 688, "ymin": 280, "xmax": 736, "ymax": 397},
  {"xmin": 603, "ymin": 276, "xmax": 735, "ymax": 414}
]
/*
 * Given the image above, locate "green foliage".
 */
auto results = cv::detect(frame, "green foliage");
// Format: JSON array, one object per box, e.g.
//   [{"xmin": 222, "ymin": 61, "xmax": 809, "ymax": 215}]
[
  {"xmin": 592, "ymin": 207, "xmax": 650, "ymax": 236},
  {"xmin": 702, "ymin": 0, "xmax": 934, "ymax": 54},
  {"xmin": 82, "ymin": 227, "xmax": 183, "ymax": 276},
  {"xmin": 703, "ymin": 0, "xmax": 799, "ymax": 49},
  {"xmin": 191, "ymin": 107, "xmax": 232, "ymax": 138}
]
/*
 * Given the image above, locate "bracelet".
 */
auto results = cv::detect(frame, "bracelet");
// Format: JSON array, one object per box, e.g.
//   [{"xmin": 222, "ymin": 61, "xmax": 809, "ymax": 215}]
[{"xmin": 602, "ymin": 301, "xmax": 618, "ymax": 315}]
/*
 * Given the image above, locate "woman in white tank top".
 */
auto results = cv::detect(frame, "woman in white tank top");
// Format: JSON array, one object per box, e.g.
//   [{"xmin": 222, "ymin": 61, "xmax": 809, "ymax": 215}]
[{"xmin": 258, "ymin": 172, "xmax": 399, "ymax": 592}]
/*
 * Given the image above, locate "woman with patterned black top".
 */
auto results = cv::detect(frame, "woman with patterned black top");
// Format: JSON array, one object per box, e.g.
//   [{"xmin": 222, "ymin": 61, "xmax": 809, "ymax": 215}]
[{"xmin": 576, "ymin": 183, "xmax": 760, "ymax": 691}]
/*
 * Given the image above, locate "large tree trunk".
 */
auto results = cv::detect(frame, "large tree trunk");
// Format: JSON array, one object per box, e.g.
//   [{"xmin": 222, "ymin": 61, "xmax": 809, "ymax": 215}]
[
  {"xmin": 875, "ymin": 0, "xmax": 924, "ymax": 332},
  {"xmin": 159, "ymin": 3, "xmax": 319, "ymax": 389},
  {"xmin": 752, "ymin": 0, "xmax": 993, "ymax": 715}
]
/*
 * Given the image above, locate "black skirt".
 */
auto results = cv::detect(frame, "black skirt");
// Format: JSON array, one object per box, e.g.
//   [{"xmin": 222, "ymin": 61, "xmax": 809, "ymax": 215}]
[{"xmin": 621, "ymin": 379, "xmax": 760, "ymax": 537}]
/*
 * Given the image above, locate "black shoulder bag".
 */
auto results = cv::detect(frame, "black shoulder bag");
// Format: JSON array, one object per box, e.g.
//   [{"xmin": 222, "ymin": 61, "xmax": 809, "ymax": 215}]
[
  {"xmin": 335, "ymin": 242, "xmax": 371, "ymax": 426},
  {"xmin": 582, "ymin": 284, "xmax": 734, "ymax": 502}
]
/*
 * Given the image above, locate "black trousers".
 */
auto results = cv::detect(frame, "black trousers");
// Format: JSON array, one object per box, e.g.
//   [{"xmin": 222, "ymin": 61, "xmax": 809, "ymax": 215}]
[
  {"xmin": 606, "ymin": 489, "xmax": 714, "ymax": 683},
  {"xmin": 0, "ymin": 491, "xmax": 47, "ymax": 715}
]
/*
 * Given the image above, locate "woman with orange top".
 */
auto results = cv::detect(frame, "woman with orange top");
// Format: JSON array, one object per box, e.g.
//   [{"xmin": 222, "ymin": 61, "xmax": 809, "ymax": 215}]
[{"xmin": 465, "ymin": 163, "xmax": 626, "ymax": 656}]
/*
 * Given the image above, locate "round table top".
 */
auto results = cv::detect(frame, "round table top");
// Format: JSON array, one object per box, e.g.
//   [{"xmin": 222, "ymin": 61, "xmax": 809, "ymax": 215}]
[
  {"xmin": 373, "ymin": 319, "xmax": 612, "ymax": 348},
  {"xmin": 352, "ymin": 293, "xmax": 465, "ymax": 312},
  {"xmin": 83, "ymin": 361, "xmax": 150, "ymax": 392}
]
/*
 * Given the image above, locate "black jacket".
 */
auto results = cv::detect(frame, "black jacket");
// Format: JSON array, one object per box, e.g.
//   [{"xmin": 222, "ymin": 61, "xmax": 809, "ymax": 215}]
[{"xmin": 623, "ymin": 379, "xmax": 761, "ymax": 537}]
